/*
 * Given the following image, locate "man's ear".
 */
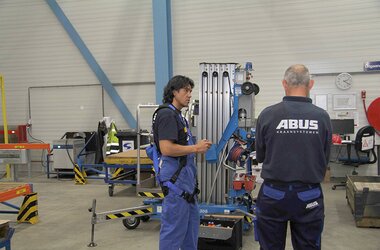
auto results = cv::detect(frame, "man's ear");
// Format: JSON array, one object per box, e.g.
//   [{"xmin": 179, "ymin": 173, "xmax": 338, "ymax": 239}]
[
  {"xmin": 308, "ymin": 79, "xmax": 314, "ymax": 90},
  {"xmin": 282, "ymin": 79, "xmax": 288, "ymax": 90}
]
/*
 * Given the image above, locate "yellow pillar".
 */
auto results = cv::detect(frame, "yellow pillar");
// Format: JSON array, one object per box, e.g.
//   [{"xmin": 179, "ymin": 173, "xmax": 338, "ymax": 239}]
[{"xmin": 0, "ymin": 75, "xmax": 11, "ymax": 179}]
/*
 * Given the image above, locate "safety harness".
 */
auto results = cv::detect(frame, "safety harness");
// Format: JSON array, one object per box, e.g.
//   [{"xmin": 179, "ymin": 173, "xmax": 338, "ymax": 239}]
[{"xmin": 149, "ymin": 103, "xmax": 199, "ymax": 203}]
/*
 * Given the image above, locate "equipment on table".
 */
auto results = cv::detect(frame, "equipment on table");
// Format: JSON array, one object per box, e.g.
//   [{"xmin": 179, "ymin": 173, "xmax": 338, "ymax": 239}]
[
  {"xmin": 0, "ymin": 143, "xmax": 50, "ymax": 180},
  {"xmin": 331, "ymin": 119, "xmax": 355, "ymax": 138},
  {"xmin": 0, "ymin": 125, "xmax": 28, "ymax": 144},
  {"xmin": 116, "ymin": 129, "xmax": 150, "ymax": 152},
  {"xmin": 0, "ymin": 149, "xmax": 28, "ymax": 164},
  {"xmin": 52, "ymin": 139, "xmax": 85, "ymax": 172}
]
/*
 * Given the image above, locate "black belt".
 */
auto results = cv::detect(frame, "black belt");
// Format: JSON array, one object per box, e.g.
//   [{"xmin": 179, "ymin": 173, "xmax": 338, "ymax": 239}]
[
  {"xmin": 161, "ymin": 184, "xmax": 200, "ymax": 204},
  {"xmin": 264, "ymin": 179, "xmax": 320, "ymax": 188}
]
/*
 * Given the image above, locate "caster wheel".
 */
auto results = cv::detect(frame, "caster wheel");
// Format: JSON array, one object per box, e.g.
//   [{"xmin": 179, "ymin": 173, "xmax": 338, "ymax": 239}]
[
  {"xmin": 123, "ymin": 217, "xmax": 140, "ymax": 229},
  {"xmin": 108, "ymin": 184, "xmax": 114, "ymax": 196}
]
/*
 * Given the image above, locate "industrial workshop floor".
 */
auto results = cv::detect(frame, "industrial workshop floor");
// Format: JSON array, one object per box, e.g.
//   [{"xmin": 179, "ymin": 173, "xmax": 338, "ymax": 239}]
[{"xmin": 1, "ymin": 172, "xmax": 380, "ymax": 250}]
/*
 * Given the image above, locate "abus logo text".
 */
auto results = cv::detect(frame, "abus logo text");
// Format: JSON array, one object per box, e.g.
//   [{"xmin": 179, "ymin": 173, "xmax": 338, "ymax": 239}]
[{"xmin": 276, "ymin": 119, "xmax": 318, "ymax": 130}]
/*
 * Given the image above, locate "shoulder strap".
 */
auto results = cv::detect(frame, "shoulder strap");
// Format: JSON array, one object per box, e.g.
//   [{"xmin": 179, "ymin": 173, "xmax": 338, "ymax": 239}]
[
  {"xmin": 152, "ymin": 104, "xmax": 175, "ymax": 150},
  {"xmin": 152, "ymin": 103, "xmax": 189, "ymax": 184},
  {"xmin": 152, "ymin": 103, "xmax": 173, "ymax": 125}
]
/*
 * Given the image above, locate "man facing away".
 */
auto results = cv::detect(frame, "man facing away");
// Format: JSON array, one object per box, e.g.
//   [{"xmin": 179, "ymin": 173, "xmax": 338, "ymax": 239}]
[
  {"xmin": 255, "ymin": 64, "xmax": 332, "ymax": 250},
  {"xmin": 153, "ymin": 75, "xmax": 211, "ymax": 250}
]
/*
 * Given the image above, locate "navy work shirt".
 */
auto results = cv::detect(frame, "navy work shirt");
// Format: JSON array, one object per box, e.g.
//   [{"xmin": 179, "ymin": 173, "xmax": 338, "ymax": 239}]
[
  {"xmin": 255, "ymin": 96, "xmax": 332, "ymax": 183},
  {"xmin": 153, "ymin": 107, "xmax": 187, "ymax": 151},
  {"xmin": 153, "ymin": 105, "xmax": 197, "ymax": 193}
]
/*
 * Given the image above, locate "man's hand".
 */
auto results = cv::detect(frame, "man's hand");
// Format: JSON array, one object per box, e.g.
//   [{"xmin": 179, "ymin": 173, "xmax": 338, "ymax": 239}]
[
  {"xmin": 194, "ymin": 139, "xmax": 212, "ymax": 154},
  {"xmin": 159, "ymin": 139, "xmax": 212, "ymax": 156}
]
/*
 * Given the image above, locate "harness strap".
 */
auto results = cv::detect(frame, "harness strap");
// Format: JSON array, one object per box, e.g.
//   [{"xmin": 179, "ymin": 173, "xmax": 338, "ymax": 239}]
[
  {"xmin": 161, "ymin": 181, "xmax": 200, "ymax": 204},
  {"xmin": 151, "ymin": 144, "xmax": 160, "ymax": 183},
  {"xmin": 169, "ymin": 157, "xmax": 187, "ymax": 184},
  {"xmin": 152, "ymin": 103, "xmax": 190, "ymax": 184},
  {"xmin": 151, "ymin": 103, "xmax": 199, "ymax": 202}
]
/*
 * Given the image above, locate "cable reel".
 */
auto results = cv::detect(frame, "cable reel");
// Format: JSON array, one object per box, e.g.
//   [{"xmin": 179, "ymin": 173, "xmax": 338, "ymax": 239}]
[
  {"xmin": 228, "ymin": 143, "xmax": 249, "ymax": 166},
  {"xmin": 241, "ymin": 82, "xmax": 260, "ymax": 96}
]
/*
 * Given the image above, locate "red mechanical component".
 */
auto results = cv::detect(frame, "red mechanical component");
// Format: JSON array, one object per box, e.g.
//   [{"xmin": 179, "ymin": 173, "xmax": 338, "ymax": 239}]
[
  {"xmin": 233, "ymin": 174, "xmax": 256, "ymax": 192},
  {"xmin": 332, "ymin": 134, "xmax": 342, "ymax": 144},
  {"xmin": 367, "ymin": 97, "xmax": 380, "ymax": 131},
  {"xmin": 0, "ymin": 124, "xmax": 28, "ymax": 143}
]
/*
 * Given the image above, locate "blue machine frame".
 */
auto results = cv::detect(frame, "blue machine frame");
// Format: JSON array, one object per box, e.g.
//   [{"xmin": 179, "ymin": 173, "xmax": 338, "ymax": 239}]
[{"xmin": 87, "ymin": 72, "xmax": 261, "ymax": 247}]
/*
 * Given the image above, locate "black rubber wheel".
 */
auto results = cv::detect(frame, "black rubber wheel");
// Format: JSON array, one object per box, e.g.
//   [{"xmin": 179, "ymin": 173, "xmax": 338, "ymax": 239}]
[
  {"xmin": 141, "ymin": 216, "xmax": 150, "ymax": 222},
  {"xmin": 332, "ymin": 186, "xmax": 336, "ymax": 190},
  {"xmin": 108, "ymin": 184, "xmax": 114, "ymax": 197},
  {"xmin": 123, "ymin": 217, "xmax": 140, "ymax": 230}
]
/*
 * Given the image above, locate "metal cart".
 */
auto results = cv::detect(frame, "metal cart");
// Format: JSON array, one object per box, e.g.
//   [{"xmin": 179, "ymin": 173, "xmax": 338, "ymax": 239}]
[{"xmin": 102, "ymin": 150, "xmax": 156, "ymax": 196}]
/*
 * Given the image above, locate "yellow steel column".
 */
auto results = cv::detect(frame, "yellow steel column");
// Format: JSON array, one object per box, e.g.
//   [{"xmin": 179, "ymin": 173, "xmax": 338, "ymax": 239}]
[{"xmin": 0, "ymin": 75, "xmax": 11, "ymax": 179}]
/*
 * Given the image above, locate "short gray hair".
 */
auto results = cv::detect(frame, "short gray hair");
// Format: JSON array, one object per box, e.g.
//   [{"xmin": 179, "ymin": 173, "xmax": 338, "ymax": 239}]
[{"xmin": 284, "ymin": 64, "xmax": 310, "ymax": 87}]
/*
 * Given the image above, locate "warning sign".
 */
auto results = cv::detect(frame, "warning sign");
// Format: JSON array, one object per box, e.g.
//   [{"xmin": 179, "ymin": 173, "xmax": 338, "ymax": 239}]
[{"xmin": 361, "ymin": 136, "xmax": 374, "ymax": 151}]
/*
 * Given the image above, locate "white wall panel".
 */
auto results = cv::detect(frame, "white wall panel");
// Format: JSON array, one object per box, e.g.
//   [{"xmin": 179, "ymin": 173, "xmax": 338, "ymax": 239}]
[
  {"xmin": 171, "ymin": 0, "xmax": 380, "ymax": 176},
  {"xmin": 29, "ymin": 85, "xmax": 103, "ymax": 143},
  {"xmin": 171, "ymin": 0, "xmax": 380, "ymax": 111},
  {"xmin": 0, "ymin": 0, "xmax": 154, "ymax": 127},
  {"xmin": 103, "ymin": 83, "xmax": 156, "ymax": 130},
  {"xmin": 56, "ymin": 0, "xmax": 155, "ymax": 83}
]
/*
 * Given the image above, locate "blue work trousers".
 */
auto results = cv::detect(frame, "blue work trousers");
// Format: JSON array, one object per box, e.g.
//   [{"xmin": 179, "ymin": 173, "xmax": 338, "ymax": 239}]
[
  {"xmin": 256, "ymin": 181, "xmax": 324, "ymax": 250},
  {"xmin": 159, "ymin": 191, "xmax": 199, "ymax": 250}
]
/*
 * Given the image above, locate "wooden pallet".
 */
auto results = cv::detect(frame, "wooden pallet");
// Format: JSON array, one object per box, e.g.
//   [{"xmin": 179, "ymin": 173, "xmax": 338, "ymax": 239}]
[
  {"xmin": 347, "ymin": 176, "xmax": 380, "ymax": 228},
  {"xmin": 355, "ymin": 217, "xmax": 380, "ymax": 228},
  {"xmin": 353, "ymin": 182, "xmax": 380, "ymax": 191}
]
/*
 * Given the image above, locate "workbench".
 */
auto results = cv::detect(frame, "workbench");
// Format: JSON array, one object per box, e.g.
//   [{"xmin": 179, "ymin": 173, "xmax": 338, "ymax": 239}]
[{"xmin": 0, "ymin": 143, "xmax": 50, "ymax": 180}]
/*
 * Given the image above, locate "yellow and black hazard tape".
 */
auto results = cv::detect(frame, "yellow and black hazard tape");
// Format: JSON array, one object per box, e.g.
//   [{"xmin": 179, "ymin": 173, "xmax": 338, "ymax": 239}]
[
  {"xmin": 105, "ymin": 207, "xmax": 153, "ymax": 220},
  {"xmin": 138, "ymin": 192, "xmax": 164, "ymax": 198},
  {"xmin": 74, "ymin": 164, "xmax": 87, "ymax": 184},
  {"xmin": 112, "ymin": 167, "xmax": 123, "ymax": 178},
  {"xmin": 17, "ymin": 192, "xmax": 38, "ymax": 224},
  {"xmin": 245, "ymin": 215, "xmax": 252, "ymax": 223}
]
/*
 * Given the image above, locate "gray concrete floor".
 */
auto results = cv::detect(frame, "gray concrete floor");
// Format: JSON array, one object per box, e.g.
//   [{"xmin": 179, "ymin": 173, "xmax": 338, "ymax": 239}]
[{"xmin": 1, "ymin": 171, "xmax": 380, "ymax": 250}]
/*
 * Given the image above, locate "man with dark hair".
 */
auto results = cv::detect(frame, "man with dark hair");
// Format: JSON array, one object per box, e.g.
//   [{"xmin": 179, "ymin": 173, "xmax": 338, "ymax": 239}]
[
  {"xmin": 153, "ymin": 75, "xmax": 211, "ymax": 250},
  {"xmin": 255, "ymin": 64, "xmax": 332, "ymax": 250}
]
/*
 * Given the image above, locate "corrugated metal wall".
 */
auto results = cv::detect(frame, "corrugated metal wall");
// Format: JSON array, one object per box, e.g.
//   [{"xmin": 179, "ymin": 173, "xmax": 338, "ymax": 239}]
[
  {"xmin": 0, "ymin": 0, "xmax": 155, "ymax": 143},
  {"xmin": 171, "ymin": 0, "xmax": 380, "ymax": 176},
  {"xmin": 0, "ymin": 0, "xmax": 379, "ymax": 175},
  {"xmin": 171, "ymin": 0, "xmax": 380, "ymax": 109}
]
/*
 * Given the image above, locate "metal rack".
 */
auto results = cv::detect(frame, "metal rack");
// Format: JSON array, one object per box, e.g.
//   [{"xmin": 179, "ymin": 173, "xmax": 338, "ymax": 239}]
[{"xmin": 136, "ymin": 104, "xmax": 159, "ymax": 194}]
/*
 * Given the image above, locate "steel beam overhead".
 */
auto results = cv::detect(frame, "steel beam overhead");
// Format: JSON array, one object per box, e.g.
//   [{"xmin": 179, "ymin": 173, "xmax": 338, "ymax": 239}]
[
  {"xmin": 152, "ymin": 0, "xmax": 173, "ymax": 104},
  {"xmin": 46, "ymin": 0, "xmax": 136, "ymax": 128}
]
